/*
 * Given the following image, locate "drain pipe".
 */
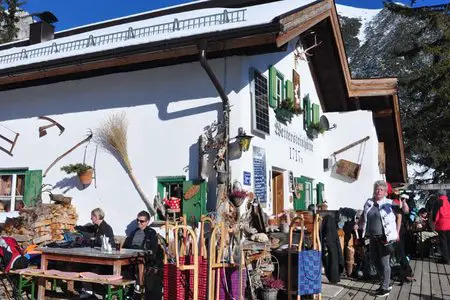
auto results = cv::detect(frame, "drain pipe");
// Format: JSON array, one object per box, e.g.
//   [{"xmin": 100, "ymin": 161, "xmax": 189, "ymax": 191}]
[{"xmin": 199, "ymin": 41, "xmax": 230, "ymax": 189}]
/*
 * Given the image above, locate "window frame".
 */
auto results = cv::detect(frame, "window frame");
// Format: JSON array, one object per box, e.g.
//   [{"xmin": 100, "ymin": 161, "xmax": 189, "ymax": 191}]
[
  {"xmin": 250, "ymin": 68, "xmax": 270, "ymax": 135},
  {"xmin": 0, "ymin": 169, "xmax": 28, "ymax": 212},
  {"xmin": 156, "ymin": 176, "xmax": 186, "ymax": 200},
  {"xmin": 274, "ymin": 71, "xmax": 284, "ymax": 107}
]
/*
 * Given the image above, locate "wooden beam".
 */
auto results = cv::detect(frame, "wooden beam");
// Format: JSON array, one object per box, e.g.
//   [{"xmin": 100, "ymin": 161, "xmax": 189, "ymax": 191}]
[
  {"xmin": 374, "ymin": 109, "xmax": 393, "ymax": 118},
  {"xmin": 348, "ymin": 88, "xmax": 398, "ymax": 97},
  {"xmin": 392, "ymin": 94, "xmax": 407, "ymax": 182},
  {"xmin": 378, "ymin": 142, "xmax": 386, "ymax": 174},
  {"xmin": 0, "ymin": 33, "xmax": 276, "ymax": 87},
  {"xmin": 277, "ymin": 1, "xmax": 332, "ymax": 47},
  {"xmin": 276, "ymin": 11, "xmax": 329, "ymax": 47}
]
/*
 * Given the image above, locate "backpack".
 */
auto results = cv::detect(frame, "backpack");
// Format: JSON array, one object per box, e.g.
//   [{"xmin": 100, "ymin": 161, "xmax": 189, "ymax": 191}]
[{"xmin": 0, "ymin": 236, "xmax": 24, "ymax": 272}]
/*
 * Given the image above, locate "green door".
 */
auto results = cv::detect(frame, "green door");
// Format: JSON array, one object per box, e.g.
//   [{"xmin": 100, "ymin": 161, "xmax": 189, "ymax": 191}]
[
  {"xmin": 24, "ymin": 170, "xmax": 42, "ymax": 207},
  {"xmin": 293, "ymin": 177, "xmax": 307, "ymax": 211},
  {"xmin": 182, "ymin": 180, "xmax": 206, "ymax": 223}
]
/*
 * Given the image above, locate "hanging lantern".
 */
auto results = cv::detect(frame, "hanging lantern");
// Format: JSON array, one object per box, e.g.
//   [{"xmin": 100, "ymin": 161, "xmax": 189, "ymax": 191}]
[{"xmin": 235, "ymin": 127, "xmax": 254, "ymax": 152}]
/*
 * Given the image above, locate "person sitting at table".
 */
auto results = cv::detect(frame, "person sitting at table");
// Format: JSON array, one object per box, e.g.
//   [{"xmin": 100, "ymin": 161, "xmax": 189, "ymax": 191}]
[
  {"xmin": 75, "ymin": 208, "xmax": 115, "ymax": 247},
  {"xmin": 123, "ymin": 211, "xmax": 162, "ymax": 299}
]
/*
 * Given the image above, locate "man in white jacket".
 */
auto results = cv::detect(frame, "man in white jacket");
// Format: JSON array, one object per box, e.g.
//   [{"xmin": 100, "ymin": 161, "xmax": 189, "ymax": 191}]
[{"xmin": 355, "ymin": 180, "xmax": 401, "ymax": 297}]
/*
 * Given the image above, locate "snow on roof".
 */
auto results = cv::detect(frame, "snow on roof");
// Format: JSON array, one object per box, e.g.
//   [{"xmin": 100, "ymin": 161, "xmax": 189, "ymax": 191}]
[
  {"xmin": 0, "ymin": 0, "xmax": 317, "ymax": 70},
  {"xmin": 336, "ymin": 4, "xmax": 380, "ymax": 44}
]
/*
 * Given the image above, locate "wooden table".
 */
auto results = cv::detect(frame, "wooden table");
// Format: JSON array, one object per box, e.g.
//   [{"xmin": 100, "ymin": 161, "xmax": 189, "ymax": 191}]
[{"xmin": 36, "ymin": 247, "xmax": 146, "ymax": 299}]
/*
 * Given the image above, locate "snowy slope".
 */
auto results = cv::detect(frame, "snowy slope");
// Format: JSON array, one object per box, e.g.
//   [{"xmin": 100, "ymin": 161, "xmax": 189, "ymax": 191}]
[{"xmin": 336, "ymin": 4, "xmax": 380, "ymax": 44}]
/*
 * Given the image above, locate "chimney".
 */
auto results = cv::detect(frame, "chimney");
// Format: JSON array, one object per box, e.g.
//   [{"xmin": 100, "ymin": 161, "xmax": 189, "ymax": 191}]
[{"xmin": 29, "ymin": 11, "xmax": 58, "ymax": 45}]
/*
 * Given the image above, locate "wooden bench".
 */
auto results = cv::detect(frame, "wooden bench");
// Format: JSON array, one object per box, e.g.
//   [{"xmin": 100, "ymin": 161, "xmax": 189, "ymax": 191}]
[{"xmin": 9, "ymin": 268, "xmax": 135, "ymax": 300}]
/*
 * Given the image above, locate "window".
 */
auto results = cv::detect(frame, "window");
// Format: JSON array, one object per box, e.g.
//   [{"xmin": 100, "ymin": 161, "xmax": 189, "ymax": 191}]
[
  {"xmin": 251, "ymin": 69, "xmax": 270, "ymax": 134},
  {"xmin": 269, "ymin": 66, "xmax": 284, "ymax": 108},
  {"xmin": 0, "ymin": 169, "xmax": 42, "ymax": 212},
  {"xmin": 275, "ymin": 76, "xmax": 283, "ymax": 104},
  {"xmin": 156, "ymin": 176, "xmax": 206, "ymax": 222},
  {"xmin": 157, "ymin": 176, "xmax": 185, "ymax": 200},
  {"xmin": 303, "ymin": 94, "xmax": 311, "ymax": 129}
]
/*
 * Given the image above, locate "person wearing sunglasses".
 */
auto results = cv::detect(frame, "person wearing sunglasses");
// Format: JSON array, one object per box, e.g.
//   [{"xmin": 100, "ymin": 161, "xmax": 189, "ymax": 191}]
[{"xmin": 123, "ymin": 211, "xmax": 162, "ymax": 299}]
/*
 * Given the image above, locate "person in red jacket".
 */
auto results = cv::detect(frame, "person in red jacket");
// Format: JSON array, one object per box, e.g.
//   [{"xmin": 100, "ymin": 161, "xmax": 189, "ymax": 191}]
[
  {"xmin": 434, "ymin": 190, "xmax": 450, "ymax": 264},
  {"xmin": 0, "ymin": 237, "xmax": 29, "ymax": 272}
]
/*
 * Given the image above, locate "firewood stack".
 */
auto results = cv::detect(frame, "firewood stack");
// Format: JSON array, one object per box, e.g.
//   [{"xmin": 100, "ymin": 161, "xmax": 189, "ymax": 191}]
[{"xmin": 2, "ymin": 203, "xmax": 78, "ymax": 246}]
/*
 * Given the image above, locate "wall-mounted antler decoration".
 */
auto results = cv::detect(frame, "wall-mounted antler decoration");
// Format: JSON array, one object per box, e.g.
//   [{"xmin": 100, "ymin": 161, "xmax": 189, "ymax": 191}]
[
  {"xmin": 0, "ymin": 124, "xmax": 19, "ymax": 156},
  {"xmin": 294, "ymin": 34, "xmax": 323, "ymax": 62},
  {"xmin": 38, "ymin": 116, "xmax": 65, "ymax": 137}
]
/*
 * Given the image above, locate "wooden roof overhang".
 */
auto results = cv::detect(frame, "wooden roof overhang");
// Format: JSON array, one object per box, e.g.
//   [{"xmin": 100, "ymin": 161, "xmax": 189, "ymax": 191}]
[
  {"xmin": 276, "ymin": 0, "xmax": 406, "ymax": 183},
  {"xmin": 0, "ymin": 0, "xmax": 406, "ymax": 182},
  {"xmin": 0, "ymin": 22, "xmax": 283, "ymax": 91}
]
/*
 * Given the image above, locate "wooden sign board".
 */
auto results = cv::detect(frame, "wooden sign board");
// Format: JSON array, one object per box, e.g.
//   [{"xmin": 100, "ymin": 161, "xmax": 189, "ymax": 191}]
[
  {"xmin": 336, "ymin": 159, "xmax": 361, "ymax": 180},
  {"xmin": 293, "ymin": 70, "xmax": 301, "ymax": 110}
]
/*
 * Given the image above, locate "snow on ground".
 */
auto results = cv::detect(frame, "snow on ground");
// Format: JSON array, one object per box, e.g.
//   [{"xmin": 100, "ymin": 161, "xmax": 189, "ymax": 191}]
[{"xmin": 336, "ymin": 4, "xmax": 381, "ymax": 44}]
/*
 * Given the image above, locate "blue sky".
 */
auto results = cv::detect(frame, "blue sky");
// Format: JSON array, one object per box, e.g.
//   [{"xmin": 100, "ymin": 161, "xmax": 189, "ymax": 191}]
[{"xmin": 22, "ymin": 0, "xmax": 448, "ymax": 31}]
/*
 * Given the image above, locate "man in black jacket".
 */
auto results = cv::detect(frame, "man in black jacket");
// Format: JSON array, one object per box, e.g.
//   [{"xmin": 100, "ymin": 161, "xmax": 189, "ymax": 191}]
[{"xmin": 123, "ymin": 211, "xmax": 162, "ymax": 299}]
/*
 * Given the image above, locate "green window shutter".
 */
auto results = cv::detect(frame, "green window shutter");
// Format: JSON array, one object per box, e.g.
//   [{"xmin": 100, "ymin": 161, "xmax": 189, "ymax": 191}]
[
  {"xmin": 293, "ymin": 177, "xmax": 307, "ymax": 211},
  {"xmin": 269, "ymin": 66, "xmax": 278, "ymax": 108},
  {"xmin": 316, "ymin": 182, "xmax": 324, "ymax": 205},
  {"xmin": 24, "ymin": 170, "xmax": 42, "ymax": 207},
  {"xmin": 312, "ymin": 103, "xmax": 320, "ymax": 125},
  {"xmin": 285, "ymin": 80, "xmax": 294, "ymax": 104},
  {"xmin": 182, "ymin": 180, "xmax": 207, "ymax": 223},
  {"xmin": 303, "ymin": 94, "xmax": 311, "ymax": 129}
]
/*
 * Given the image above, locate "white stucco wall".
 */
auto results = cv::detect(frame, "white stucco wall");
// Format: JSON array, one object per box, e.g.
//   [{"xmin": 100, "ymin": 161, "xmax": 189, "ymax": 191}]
[
  {"xmin": 0, "ymin": 40, "xmax": 385, "ymax": 233},
  {"xmin": 0, "ymin": 57, "xmax": 241, "ymax": 234},
  {"xmin": 229, "ymin": 40, "xmax": 383, "ymax": 214},
  {"xmin": 322, "ymin": 111, "xmax": 384, "ymax": 210}
]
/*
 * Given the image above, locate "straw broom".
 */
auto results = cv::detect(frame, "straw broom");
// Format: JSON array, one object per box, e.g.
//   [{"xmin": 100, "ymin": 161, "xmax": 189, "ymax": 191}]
[{"xmin": 95, "ymin": 112, "xmax": 156, "ymax": 216}]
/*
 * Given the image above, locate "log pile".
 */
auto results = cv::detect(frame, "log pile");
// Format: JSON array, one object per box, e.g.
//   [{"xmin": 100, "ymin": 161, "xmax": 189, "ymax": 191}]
[{"xmin": 2, "ymin": 203, "xmax": 78, "ymax": 246}]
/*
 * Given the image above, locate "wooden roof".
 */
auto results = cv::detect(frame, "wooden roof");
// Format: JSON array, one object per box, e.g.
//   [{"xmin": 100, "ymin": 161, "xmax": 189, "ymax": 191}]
[{"xmin": 0, "ymin": 0, "xmax": 406, "ymax": 182}]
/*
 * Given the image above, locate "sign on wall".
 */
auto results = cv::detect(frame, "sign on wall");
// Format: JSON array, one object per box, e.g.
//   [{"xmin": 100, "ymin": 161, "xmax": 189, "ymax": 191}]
[
  {"xmin": 243, "ymin": 171, "xmax": 251, "ymax": 186},
  {"xmin": 288, "ymin": 171, "xmax": 294, "ymax": 192},
  {"xmin": 253, "ymin": 146, "xmax": 267, "ymax": 204}
]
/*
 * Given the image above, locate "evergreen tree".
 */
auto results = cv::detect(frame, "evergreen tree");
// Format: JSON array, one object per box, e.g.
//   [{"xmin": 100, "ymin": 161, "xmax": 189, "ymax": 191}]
[
  {"xmin": 339, "ymin": 15, "xmax": 362, "ymax": 58},
  {"xmin": 385, "ymin": 2, "xmax": 450, "ymax": 182},
  {"xmin": 0, "ymin": 0, "xmax": 25, "ymax": 43}
]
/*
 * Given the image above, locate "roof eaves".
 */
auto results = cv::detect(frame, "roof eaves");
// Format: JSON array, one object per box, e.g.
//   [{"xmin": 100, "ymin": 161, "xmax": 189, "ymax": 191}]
[
  {"xmin": 0, "ymin": 22, "xmax": 281, "ymax": 79},
  {"xmin": 0, "ymin": 0, "xmax": 283, "ymax": 52}
]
